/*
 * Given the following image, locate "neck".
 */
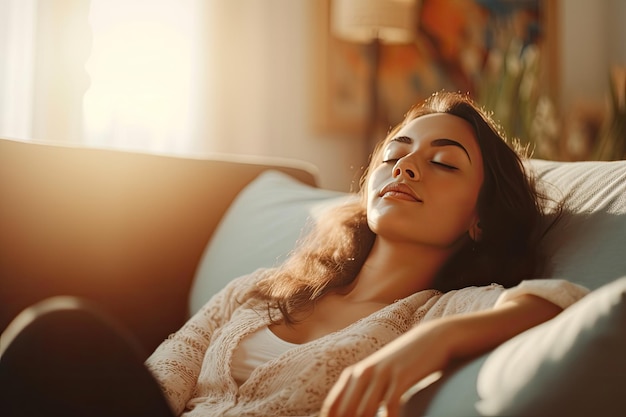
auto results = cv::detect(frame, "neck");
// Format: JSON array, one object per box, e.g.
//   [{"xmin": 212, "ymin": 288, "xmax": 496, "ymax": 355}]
[{"xmin": 345, "ymin": 237, "xmax": 454, "ymax": 304}]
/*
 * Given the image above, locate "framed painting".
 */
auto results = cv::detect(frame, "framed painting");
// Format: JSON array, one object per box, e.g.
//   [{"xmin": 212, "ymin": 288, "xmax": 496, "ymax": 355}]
[{"xmin": 312, "ymin": 0, "xmax": 559, "ymax": 139}]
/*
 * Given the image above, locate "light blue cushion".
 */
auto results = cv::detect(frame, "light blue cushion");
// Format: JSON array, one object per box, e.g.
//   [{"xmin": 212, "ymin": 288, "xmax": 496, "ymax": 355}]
[
  {"xmin": 403, "ymin": 277, "xmax": 626, "ymax": 416},
  {"xmin": 189, "ymin": 171, "xmax": 349, "ymax": 314},
  {"xmin": 477, "ymin": 277, "xmax": 626, "ymax": 416}
]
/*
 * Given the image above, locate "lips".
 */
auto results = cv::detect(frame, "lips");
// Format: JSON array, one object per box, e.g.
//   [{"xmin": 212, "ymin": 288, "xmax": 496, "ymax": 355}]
[{"xmin": 379, "ymin": 182, "xmax": 422, "ymax": 202}]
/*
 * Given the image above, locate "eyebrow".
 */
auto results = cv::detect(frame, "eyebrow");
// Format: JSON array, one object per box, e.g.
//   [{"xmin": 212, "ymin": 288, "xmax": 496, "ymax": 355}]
[{"xmin": 391, "ymin": 136, "xmax": 472, "ymax": 163}]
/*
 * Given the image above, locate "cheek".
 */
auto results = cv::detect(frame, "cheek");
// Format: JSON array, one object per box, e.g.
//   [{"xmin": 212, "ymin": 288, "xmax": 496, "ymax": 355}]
[
  {"xmin": 428, "ymin": 172, "xmax": 479, "ymax": 207},
  {"xmin": 439, "ymin": 184, "xmax": 481, "ymax": 225},
  {"xmin": 449, "ymin": 194, "xmax": 478, "ymax": 212},
  {"xmin": 366, "ymin": 167, "xmax": 386, "ymax": 208},
  {"xmin": 366, "ymin": 193, "xmax": 382, "ymax": 231},
  {"xmin": 365, "ymin": 170, "xmax": 397, "ymax": 233}
]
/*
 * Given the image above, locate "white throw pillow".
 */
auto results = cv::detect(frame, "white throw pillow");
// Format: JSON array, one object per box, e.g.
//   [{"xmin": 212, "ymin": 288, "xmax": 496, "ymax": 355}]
[
  {"xmin": 528, "ymin": 159, "xmax": 626, "ymax": 290},
  {"xmin": 189, "ymin": 170, "xmax": 349, "ymax": 315}
]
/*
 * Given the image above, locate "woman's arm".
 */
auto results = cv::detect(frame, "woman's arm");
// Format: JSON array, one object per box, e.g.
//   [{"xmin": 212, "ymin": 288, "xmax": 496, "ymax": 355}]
[{"xmin": 320, "ymin": 294, "xmax": 563, "ymax": 417}]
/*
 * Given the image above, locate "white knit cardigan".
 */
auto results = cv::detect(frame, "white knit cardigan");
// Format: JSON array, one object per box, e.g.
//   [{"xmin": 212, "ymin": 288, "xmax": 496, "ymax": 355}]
[{"xmin": 145, "ymin": 270, "xmax": 587, "ymax": 416}]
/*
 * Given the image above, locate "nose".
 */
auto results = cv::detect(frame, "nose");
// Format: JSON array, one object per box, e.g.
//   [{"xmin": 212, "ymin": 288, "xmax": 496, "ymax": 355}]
[{"xmin": 393, "ymin": 158, "xmax": 420, "ymax": 181}]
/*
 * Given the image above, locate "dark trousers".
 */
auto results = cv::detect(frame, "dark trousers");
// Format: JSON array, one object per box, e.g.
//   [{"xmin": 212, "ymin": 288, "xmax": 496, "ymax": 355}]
[{"xmin": 0, "ymin": 297, "xmax": 175, "ymax": 417}]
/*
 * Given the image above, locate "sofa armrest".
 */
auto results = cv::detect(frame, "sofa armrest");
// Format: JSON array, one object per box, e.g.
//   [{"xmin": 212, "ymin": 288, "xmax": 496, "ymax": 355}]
[{"xmin": 0, "ymin": 138, "xmax": 318, "ymax": 354}]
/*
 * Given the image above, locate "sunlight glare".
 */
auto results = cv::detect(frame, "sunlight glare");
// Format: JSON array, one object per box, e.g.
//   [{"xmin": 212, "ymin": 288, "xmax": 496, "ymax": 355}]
[{"xmin": 84, "ymin": 0, "xmax": 198, "ymax": 153}]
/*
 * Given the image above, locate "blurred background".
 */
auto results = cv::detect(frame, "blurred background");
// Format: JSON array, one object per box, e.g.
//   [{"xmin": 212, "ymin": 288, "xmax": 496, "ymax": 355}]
[{"xmin": 0, "ymin": 0, "xmax": 624, "ymax": 191}]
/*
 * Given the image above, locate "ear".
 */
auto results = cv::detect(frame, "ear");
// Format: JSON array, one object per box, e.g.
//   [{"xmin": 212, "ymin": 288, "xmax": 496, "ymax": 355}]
[{"xmin": 469, "ymin": 219, "xmax": 483, "ymax": 242}]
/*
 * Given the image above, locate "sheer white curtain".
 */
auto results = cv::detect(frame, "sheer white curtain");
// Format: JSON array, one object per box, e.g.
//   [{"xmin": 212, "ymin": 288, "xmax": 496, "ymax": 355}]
[
  {"xmin": 0, "ymin": 0, "xmax": 37, "ymax": 140},
  {"xmin": 83, "ymin": 0, "xmax": 205, "ymax": 155},
  {"xmin": 0, "ymin": 0, "xmax": 91, "ymax": 144},
  {"xmin": 0, "ymin": 0, "xmax": 212, "ymax": 156},
  {"xmin": 0, "ymin": 0, "xmax": 290, "ymax": 159}
]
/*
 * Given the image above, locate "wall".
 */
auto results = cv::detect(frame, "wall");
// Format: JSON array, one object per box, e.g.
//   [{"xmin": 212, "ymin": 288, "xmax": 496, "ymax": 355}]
[
  {"xmin": 559, "ymin": 0, "xmax": 626, "ymax": 114},
  {"xmin": 199, "ymin": 0, "xmax": 366, "ymax": 191}
]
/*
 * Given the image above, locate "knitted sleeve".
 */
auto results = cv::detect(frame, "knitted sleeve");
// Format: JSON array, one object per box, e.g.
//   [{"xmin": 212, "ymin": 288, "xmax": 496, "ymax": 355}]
[
  {"xmin": 494, "ymin": 279, "xmax": 589, "ymax": 309},
  {"xmin": 144, "ymin": 270, "xmax": 264, "ymax": 414},
  {"xmin": 422, "ymin": 279, "xmax": 589, "ymax": 321}
]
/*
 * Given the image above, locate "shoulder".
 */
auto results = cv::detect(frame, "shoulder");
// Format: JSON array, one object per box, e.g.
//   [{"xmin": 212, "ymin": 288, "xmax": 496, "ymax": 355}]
[
  {"xmin": 423, "ymin": 284, "xmax": 505, "ymax": 318},
  {"xmin": 422, "ymin": 279, "xmax": 589, "ymax": 320},
  {"xmin": 395, "ymin": 286, "xmax": 504, "ymax": 323},
  {"xmin": 494, "ymin": 279, "xmax": 589, "ymax": 309}
]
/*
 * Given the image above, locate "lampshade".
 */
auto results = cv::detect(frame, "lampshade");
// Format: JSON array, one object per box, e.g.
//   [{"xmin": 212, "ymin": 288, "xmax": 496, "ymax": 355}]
[{"xmin": 331, "ymin": 0, "xmax": 417, "ymax": 44}]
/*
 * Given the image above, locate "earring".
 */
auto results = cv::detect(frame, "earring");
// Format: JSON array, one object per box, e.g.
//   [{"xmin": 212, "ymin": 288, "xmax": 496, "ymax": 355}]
[{"xmin": 469, "ymin": 221, "xmax": 483, "ymax": 243}]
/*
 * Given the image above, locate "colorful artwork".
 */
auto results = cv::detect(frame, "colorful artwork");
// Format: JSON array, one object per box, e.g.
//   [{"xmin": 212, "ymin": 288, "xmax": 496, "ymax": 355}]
[{"xmin": 314, "ymin": 0, "xmax": 556, "ymax": 141}]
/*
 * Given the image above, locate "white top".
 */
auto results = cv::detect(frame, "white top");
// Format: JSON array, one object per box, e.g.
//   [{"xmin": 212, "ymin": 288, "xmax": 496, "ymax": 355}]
[{"xmin": 231, "ymin": 326, "xmax": 299, "ymax": 385}]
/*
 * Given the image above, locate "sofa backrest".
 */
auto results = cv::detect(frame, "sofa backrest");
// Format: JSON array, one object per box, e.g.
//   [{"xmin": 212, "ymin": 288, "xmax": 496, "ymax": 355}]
[{"xmin": 0, "ymin": 138, "xmax": 318, "ymax": 354}]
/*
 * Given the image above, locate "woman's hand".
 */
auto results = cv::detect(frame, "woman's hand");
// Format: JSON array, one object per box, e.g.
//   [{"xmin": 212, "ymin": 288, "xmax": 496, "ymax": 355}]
[
  {"xmin": 320, "ymin": 320, "xmax": 449, "ymax": 417},
  {"xmin": 320, "ymin": 294, "xmax": 562, "ymax": 417}
]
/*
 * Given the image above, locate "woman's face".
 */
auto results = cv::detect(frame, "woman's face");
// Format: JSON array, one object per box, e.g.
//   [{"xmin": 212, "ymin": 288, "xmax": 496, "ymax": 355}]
[{"xmin": 367, "ymin": 113, "xmax": 485, "ymax": 249}]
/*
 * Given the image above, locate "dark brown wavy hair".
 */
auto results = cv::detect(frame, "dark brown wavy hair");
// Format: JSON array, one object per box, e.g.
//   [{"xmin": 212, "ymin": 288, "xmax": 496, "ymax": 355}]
[{"xmin": 250, "ymin": 91, "xmax": 561, "ymax": 323}]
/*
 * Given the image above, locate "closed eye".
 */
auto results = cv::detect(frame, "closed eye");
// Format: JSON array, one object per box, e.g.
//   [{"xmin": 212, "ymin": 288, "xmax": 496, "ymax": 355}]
[{"xmin": 430, "ymin": 161, "xmax": 458, "ymax": 170}]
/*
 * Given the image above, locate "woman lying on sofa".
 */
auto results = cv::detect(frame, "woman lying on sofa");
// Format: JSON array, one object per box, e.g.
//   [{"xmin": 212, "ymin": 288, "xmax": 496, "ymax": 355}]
[{"xmin": 0, "ymin": 92, "xmax": 587, "ymax": 417}]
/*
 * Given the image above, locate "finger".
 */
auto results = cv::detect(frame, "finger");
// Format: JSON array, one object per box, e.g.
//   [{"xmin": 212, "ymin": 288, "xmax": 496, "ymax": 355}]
[
  {"xmin": 329, "ymin": 367, "xmax": 372, "ymax": 417},
  {"xmin": 322, "ymin": 367, "xmax": 363, "ymax": 417},
  {"xmin": 337, "ymin": 369, "xmax": 372, "ymax": 416},
  {"xmin": 356, "ymin": 374, "xmax": 389, "ymax": 417},
  {"xmin": 381, "ymin": 379, "xmax": 405, "ymax": 417}
]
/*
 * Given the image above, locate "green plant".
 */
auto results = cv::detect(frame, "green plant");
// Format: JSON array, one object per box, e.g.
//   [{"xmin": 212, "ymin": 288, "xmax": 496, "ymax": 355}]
[
  {"xmin": 592, "ymin": 67, "xmax": 626, "ymax": 160},
  {"xmin": 475, "ymin": 38, "xmax": 560, "ymax": 159}
]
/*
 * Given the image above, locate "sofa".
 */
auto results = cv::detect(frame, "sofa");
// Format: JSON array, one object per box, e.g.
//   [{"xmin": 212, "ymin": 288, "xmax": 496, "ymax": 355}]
[{"xmin": 1, "ymin": 137, "xmax": 625, "ymax": 416}]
